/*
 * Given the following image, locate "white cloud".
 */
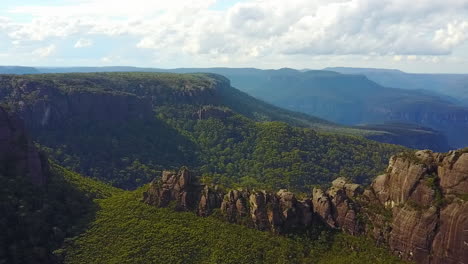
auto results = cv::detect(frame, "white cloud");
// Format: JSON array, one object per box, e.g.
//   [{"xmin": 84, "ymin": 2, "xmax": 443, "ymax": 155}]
[
  {"xmin": 33, "ymin": 44, "xmax": 56, "ymax": 57},
  {"xmin": 74, "ymin": 38, "xmax": 93, "ymax": 48},
  {"xmin": 1, "ymin": 0, "xmax": 468, "ymax": 69}
]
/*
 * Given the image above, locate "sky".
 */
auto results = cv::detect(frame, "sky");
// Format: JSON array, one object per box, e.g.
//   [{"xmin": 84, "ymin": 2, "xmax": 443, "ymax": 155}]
[{"xmin": 0, "ymin": 0, "xmax": 467, "ymax": 73}]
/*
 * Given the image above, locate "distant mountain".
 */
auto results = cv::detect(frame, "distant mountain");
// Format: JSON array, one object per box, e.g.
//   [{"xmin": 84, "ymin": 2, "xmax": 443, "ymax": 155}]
[
  {"xmin": 324, "ymin": 67, "xmax": 405, "ymax": 74},
  {"xmin": 161, "ymin": 68, "xmax": 467, "ymax": 149},
  {"xmin": 326, "ymin": 67, "xmax": 468, "ymax": 106},
  {"xmin": 0, "ymin": 66, "xmax": 40, "ymax": 74},
  {"xmin": 355, "ymin": 122, "xmax": 450, "ymax": 152}
]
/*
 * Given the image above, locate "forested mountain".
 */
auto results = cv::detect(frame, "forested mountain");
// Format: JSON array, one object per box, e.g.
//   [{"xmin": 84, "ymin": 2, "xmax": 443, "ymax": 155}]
[
  {"xmin": 1, "ymin": 65, "xmax": 455, "ymax": 150},
  {"xmin": 0, "ymin": 96, "xmax": 406, "ymax": 264},
  {"xmin": 2, "ymin": 104, "xmax": 465, "ymax": 264},
  {"xmin": 164, "ymin": 68, "xmax": 467, "ymax": 149},
  {"xmin": 0, "ymin": 72, "xmax": 405, "ymax": 190},
  {"xmin": 326, "ymin": 67, "xmax": 468, "ymax": 106}
]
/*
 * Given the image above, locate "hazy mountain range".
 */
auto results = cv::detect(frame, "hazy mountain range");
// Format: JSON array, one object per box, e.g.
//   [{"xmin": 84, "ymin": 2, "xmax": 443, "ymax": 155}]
[{"xmin": 2, "ymin": 65, "xmax": 467, "ymax": 150}]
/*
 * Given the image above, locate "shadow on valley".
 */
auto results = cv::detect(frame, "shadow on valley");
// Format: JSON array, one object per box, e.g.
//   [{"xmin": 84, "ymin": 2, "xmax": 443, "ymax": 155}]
[
  {"xmin": 36, "ymin": 118, "xmax": 199, "ymax": 189},
  {"xmin": 0, "ymin": 163, "xmax": 116, "ymax": 264}
]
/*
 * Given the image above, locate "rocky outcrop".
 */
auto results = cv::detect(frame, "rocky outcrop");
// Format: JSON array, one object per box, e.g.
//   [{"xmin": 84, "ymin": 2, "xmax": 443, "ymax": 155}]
[
  {"xmin": 143, "ymin": 168, "xmax": 203, "ymax": 211},
  {"xmin": 312, "ymin": 178, "xmax": 363, "ymax": 234},
  {"xmin": 144, "ymin": 148, "xmax": 468, "ymax": 263},
  {"xmin": 144, "ymin": 168, "xmax": 317, "ymax": 233},
  {"xmin": 0, "ymin": 106, "xmax": 48, "ymax": 185},
  {"xmin": 192, "ymin": 106, "xmax": 233, "ymax": 120},
  {"xmin": 365, "ymin": 149, "xmax": 468, "ymax": 264}
]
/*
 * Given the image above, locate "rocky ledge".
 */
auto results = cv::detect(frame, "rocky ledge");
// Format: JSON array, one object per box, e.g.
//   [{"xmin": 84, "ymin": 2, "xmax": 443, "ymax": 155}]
[{"xmin": 144, "ymin": 149, "xmax": 468, "ymax": 264}]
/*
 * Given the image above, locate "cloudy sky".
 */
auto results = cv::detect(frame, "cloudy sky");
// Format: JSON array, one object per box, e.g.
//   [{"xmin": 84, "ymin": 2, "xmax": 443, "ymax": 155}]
[{"xmin": 0, "ymin": 0, "xmax": 467, "ymax": 73}]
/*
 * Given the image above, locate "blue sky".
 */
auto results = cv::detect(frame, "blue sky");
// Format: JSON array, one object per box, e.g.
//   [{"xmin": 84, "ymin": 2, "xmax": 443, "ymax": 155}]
[{"xmin": 0, "ymin": 0, "xmax": 467, "ymax": 73}]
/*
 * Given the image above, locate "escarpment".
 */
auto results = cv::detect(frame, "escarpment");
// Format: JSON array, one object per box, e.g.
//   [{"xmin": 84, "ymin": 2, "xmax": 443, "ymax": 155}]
[
  {"xmin": 0, "ymin": 76, "xmax": 153, "ymax": 129},
  {"xmin": 0, "ymin": 106, "xmax": 48, "ymax": 185},
  {"xmin": 144, "ymin": 148, "xmax": 468, "ymax": 264}
]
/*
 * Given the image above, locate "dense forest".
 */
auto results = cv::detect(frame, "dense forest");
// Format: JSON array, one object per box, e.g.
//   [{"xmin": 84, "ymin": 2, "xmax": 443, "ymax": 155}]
[
  {"xmin": 0, "ymin": 73, "xmax": 405, "ymax": 190},
  {"xmin": 1, "ymin": 161, "xmax": 406, "ymax": 264}
]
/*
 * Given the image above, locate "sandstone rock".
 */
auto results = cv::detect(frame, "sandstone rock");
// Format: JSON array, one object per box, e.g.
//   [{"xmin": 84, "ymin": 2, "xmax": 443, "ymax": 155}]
[
  {"xmin": 143, "ymin": 148, "xmax": 468, "ymax": 264},
  {"xmin": 198, "ymin": 185, "xmax": 224, "ymax": 216},
  {"xmin": 438, "ymin": 150, "xmax": 468, "ymax": 195},
  {"xmin": 368, "ymin": 149, "xmax": 468, "ymax": 264},
  {"xmin": 408, "ymin": 180, "xmax": 435, "ymax": 208},
  {"xmin": 389, "ymin": 206, "xmax": 439, "ymax": 263},
  {"xmin": 143, "ymin": 168, "xmax": 203, "ymax": 211},
  {"xmin": 312, "ymin": 188, "xmax": 335, "ymax": 227},
  {"xmin": 221, "ymin": 190, "xmax": 250, "ymax": 223},
  {"xmin": 380, "ymin": 155, "xmax": 429, "ymax": 206},
  {"xmin": 431, "ymin": 201, "xmax": 468, "ymax": 264}
]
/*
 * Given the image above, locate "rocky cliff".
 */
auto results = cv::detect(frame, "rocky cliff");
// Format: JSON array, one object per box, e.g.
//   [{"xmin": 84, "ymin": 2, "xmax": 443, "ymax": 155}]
[
  {"xmin": 0, "ymin": 76, "xmax": 153, "ymax": 130},
  {"xmin": 0, "ymin": 106, "xmax": 47, "ymax": 185},
  {"xmin": 144, "ymin": 149, "xmax": 468, "ymax": 264}
]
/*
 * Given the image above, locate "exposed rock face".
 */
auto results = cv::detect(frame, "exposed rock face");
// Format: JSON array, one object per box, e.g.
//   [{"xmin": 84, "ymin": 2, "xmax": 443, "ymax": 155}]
[
  {"xmin": 0, "ymin": 106, "xmax": 47, "ymax": 185},
  {"xmin": 366, "ymin": 149, "xmax": 468, "ymax": 264},
  {"xmin": 192, "ymin": 106, "xmax": 233, "ymax": 120},
  {"xmin": 311, "ymin": 178, "xmax": 363, "ymax": 234},
  {"xmin": 0, "ymin": 78, "xmax": 153, "ymax": 130},
  {"xmin": 431, "ymin": 202, "xmax": 468, "ymax": 264},
  {"xmin": 143, "ymin": 168, "xmax": 203, "ymax": 211},
  {"xmin": 144, "ymin": 168, "xmax": 317, "ymax": 233},
  {"xmin": 144, "ymin": 149, "xmax": 468, "ymax": 263},
  {"xmin": 388, "ymin": 206, "xmax": 439, "ymax": 262}
]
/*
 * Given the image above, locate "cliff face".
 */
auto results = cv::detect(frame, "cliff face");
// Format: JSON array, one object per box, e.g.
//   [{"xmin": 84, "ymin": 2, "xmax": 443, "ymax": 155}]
[
  {"xmin": 144, "ymin": 149, "xmax": 468, "ymax": 264},
  {"xmin": 0, "ymin": 77, "xmax": 153, "ymax": 130},
  {"xmin": 367, "ymin": 150, "xmax": 468, "ymax": 263},
  {"xmin": 0, "ymin": 106, "xmax": 47, "ymax": 185},
  {"xmin": 143, "ymin": 168, "xmax": 316, "ymax": 233}
]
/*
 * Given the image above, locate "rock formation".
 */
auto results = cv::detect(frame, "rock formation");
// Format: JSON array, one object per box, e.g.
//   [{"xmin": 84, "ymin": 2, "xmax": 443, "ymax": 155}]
[
  {"xmin": 365, "ymin": 149, "xmax": 468, "ymax": 263},
  {"xmin": 0, "ymin": 106, "xmax": 48, "ymax": 185},
  {"xmin": 192, "ymin": 106, "xmax": 233, "ymax": 120},
  {"xmin": 144, "ymin": 148, "xmax": 468, "ymax": 264},
  {"xmin": 143, "ymin": 168, "xmax": 316, "ymax": 233}
]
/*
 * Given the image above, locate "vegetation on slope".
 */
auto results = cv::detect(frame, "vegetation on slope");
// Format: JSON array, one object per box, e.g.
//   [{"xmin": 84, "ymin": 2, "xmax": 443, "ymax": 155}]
[
  {"xmin": 62, "ymin": 186, "xmax": 406, "ymax": 264},
  {"xmin": 158, "ymin": 105, "xmax": 405, "ymax": 190},
  {"xmin": 2, "ymin": 158, "xmax": 406, "ymax": 264},
  {"xmin": 0, "ymin": 73, "xmax": 406, "ymax": 190},
  {"xmin": 0, "ymin": 163, "xmax": 119, "ymax": 264}
]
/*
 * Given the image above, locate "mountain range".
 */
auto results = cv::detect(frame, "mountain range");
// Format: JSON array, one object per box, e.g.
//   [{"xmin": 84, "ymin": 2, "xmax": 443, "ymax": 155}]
[
  {"xmin": 1, "ymin": 75, "xmax": 467, "ymax": 263},
  {"xmin": 2, "ymin": 65, "xmax": 464, "ymax": 151},
  {"xmin": 326, "ymin": 67, "xmax": 468, "ymax": 105}
]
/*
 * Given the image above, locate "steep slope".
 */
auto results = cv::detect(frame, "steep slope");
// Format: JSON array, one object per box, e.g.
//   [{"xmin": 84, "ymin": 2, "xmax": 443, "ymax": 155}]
[
  {"xmin": 0, "ymin": 105, "xmax": 405, "ymax": 264},
  {"xmin": 0, "ymin": 106, "xmax": 119, "ymax": 264},
  {"xmin": 144, "ymin": 147, "xmax": 468, "ymax": 264},
  {"xmin": 0, "ymin": 73, "xmax": 405, "ymax": 190}
]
